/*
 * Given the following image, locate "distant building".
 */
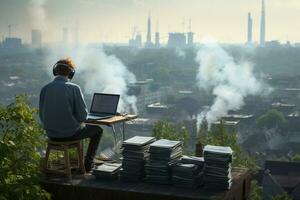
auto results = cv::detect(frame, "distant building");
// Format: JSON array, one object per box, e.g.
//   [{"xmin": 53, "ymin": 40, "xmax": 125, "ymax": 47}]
[
  {"xmin": 265, "ymin": 40, "xmax": 281, "ymax": 48},
  {"xmin": 187, "ymin": 32, "xmax": 194, "ymax": 47},
  {"xmin": 260, "ymin": 0, "xmax": 266, "ymax": 46},
  {"xmin": 211, "ymin": 120, "xmax": 239, "ymax": 133},
  {"xmin": 2, "ymin": 37, "xmax": 22, "ymax": 49},
  {"xmin": 31, "ymin": 29, "xmax": 42, "ymax": 48},
  {"xmin": 187, "ymin": 19, "xmax": 194, "ymax": 47},
  {"xmin": 131, "ymin": 80, "xmax": 161, "ymax": 114},
  {"xmin": 168, "ymin": 33, "xmax": 186, "ymax": 48},
  {"xmin": 155, "ymin": 32, "xmax": 160, "ymax": 48},
  {"xmin": 145, "ymin": 14, "xmax": 154, "ymax": 48},
  {"xmin": 247, "ymin": 13, "xmax": 253, "ymax": 44},
  {"xmin": 129, "ymin": 34, "xmax": 142, "ymax": 48},
  {"xmin": 263, "ymin": 160, "xmax": 300, "ymax": 200}
]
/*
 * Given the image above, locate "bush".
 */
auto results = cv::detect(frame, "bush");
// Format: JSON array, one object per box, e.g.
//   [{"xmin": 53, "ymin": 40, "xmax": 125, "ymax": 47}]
[
  {"xmin": 199, "ymin": 120, "xmax": 258, "ymax": 173},
  {"xmin": 152, "ymin": 121, "xmax": 189, "ymax": 147},
  {"xmin": 0, "ymin": 95, "xmax": 50, "ymax": 200},
  {"xmin": 270, "ymin": 193, "xmax": 293, "ymax": 200},
  {"xmin": 256, "ymin": 109, "xmax": 287, "ymax": 129},
  {"xmin": 199, "ymin": 120, "xmax": 260, "ymax": 199}
]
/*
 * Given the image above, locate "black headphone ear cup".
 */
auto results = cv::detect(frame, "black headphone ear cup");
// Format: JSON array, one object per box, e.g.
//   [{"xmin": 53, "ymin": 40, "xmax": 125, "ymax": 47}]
[
  {"xmin": 68, "ymin": 70, "xmax": 75, "ymax": 80},
  {"xmin": 53, "ymin": 64, "xmax": 58, "ymax": 76}
]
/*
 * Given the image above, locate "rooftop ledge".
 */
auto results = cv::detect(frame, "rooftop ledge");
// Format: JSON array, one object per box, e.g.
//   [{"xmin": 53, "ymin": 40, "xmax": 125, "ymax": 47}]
[{"xmin": 41, "ymin": 167, "xmax": 251, "ymax": 200}]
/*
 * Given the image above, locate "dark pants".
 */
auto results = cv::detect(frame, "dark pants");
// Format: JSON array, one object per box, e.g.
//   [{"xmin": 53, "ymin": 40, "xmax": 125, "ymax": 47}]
[{"xmin": 50, "ymin": 125, "xmax": 103, "ymax": 164}]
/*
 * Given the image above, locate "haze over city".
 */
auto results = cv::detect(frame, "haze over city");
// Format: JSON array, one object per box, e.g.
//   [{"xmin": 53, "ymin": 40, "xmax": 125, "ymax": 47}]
[
  {"xmin": 1, "ymin": 0, "xmax": 300, "ymax": 199},
  {"xmin": 1, "ymin": 0, "xmax": 300, "ymax": 44}
]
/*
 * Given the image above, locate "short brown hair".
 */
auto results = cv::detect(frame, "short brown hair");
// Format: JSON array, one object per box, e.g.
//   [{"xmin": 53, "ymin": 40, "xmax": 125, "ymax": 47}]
[{"xmin": 55, "ymin": 58, "xmax": 75, "ymax": 76}]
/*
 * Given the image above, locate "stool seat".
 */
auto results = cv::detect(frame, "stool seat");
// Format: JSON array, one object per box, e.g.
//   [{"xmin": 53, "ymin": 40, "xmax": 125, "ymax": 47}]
[
  {"xmin": 44, "ymin": 139, "xmax": 85, "ymax": 181},
  {"xmin": 47, "ymin": 139, "xmax": 81, "ymax": 145}
]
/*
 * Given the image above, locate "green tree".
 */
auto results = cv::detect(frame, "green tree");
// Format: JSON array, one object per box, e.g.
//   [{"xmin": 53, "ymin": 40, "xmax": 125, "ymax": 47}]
[
  {"xmin": 199, "ymin": 120, "xmax": 258, "ymax": 172},
  {"xmin": 292, "ymin": 154, "xmax": 300, "ymax": 162},
  {"xmin": 270, "ymin": 193, "xmax": 293, "ymax": 200},
  {"xmin": 152, "ymin": 121, "xmax": 189, "ymax": 147},
  {"xmin": 256, "ymin": 109, "xmax": 287, "ymax": 129},
  {"xmin": 199, "ymin": 120, "xmax": 260, "ymax": 199},
  {"xmin": 0, "ymin": 95, "xmax": 50, "ymax": 200},
  {"xmin": 249, "ymin": 180, "xmax": 263, "ymax": 200}
]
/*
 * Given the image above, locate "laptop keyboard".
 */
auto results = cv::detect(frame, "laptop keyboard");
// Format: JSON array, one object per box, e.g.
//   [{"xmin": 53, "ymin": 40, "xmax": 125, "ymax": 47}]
[{"xmin": 87, "ymin": 114, "xmax": 113, "ymax": 120}]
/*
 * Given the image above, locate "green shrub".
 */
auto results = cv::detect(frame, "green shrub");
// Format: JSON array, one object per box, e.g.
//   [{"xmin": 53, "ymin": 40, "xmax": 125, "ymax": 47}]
[
  {"xmin": 0, "ymin": 95, "xmax": 50, "ymax": 200},
  {"xmin": 199, "ymin": 120, "xmax": 258, "ymax": 173},
  {"xmin": 270, "ymin": 193, "xmax": 293, "ymax": 200},
  {"xmin": 152, "ymin": 121, "xmax": 189, "ymax": 147}
]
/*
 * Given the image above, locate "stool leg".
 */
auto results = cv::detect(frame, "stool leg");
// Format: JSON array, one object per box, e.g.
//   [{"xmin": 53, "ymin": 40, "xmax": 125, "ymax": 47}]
[
  {"xmin": 44, "ymin": 145, "xmax": 51, "ymax": 172},
  {"xmin": 64, "ymin": 146, "xmax": 72, "ymax": 181},
  {"xmin": 77, "ymin": 142, "xmax": 85, "ymax": 174}
]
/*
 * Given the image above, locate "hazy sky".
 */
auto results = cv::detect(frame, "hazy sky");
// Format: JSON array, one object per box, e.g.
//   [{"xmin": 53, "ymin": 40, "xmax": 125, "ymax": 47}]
[{"xmin": 0, "ymin": 0, "xmax": 299, "ymax": 44}]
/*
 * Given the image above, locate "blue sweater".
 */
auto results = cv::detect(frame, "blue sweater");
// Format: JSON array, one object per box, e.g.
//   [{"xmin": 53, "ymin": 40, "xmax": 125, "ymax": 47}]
[{"xmin": 39, "ymin": 76, "xmax": 88, "ymax": 138}]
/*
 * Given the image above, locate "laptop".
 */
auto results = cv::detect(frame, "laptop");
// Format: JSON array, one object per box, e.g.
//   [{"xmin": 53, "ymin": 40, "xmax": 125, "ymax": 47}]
[{"xmin": 87, "ymin": 93, "xmax": 120, "ymax": 120}]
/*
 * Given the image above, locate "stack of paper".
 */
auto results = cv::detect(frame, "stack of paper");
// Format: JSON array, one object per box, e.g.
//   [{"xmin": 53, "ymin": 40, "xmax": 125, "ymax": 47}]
[
  {"xmin": 172, "ymin": 163, "xmax": 202, "ymax": 188},
  {"xmin": 181, "ymin": 155, "xmax": 205, "ymax": 167},
  {"xmin": 120, "ymin": 136, "xmax": 156, "ymax": 182},
  {"xmin": 145, "ymin": 139, "xmax": 183, "ymax": 184},
  {"xmin": 172, "ymin": 155, "xmax": 205, "ymax": 188},
  {"xmin": 203, "ymin": 145, "xmax": 233, "ymax": 190},
  {"xmin": 92, "ymin": 162, "xmax": 122, "ymax": 180}
]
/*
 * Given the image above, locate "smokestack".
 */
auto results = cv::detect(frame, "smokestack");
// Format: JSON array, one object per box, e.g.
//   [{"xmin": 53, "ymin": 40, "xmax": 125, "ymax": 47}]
[
  {"xmin": 260, "ymin": 0, "xmax": 266, "ymax": 46},
  {"xmin": 155, "ymin": 19, "xmax": 160, "ymax": 48},
  {"xmin": 187, "ymin": 19, "xmax": 194, "ymax": 47},
  {"xmin": 147, "ymin": 13, "xmax": 151, "ymax": 43},
  {"xmin": 155, "ymin": 32, "xmax": 160, "ymax": 48},
  {"xmin": 247, "ymin": 13, "xmax": 253, "ymax": 44},
  {"xmin": 145, "ymin": 12, "xmax": 153, "ymax": 48}
]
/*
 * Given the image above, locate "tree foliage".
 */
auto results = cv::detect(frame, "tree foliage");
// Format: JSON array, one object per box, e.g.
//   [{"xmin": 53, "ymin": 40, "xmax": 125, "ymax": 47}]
[
  {"xmin": 249, "ymin": 180, "xmax": 263, "ymax": 200},
  {"xmin": 199, "ymin": 119, "xmax": 261, "ymax": 199},
  {"xmin": 0, "ymin": 95, "xmax": 50, "ymax": 200},
  {"xmin": 292, "ymin": 154, "xmax": 300, "ymax": 162},
  {"xmin": 256, "ymin": 109, "xmax": 287, "ymax": 129},
  {"xmin": 198, "ymin": 119, "xmax": 258, "ymax": 173},
  {"xmin": 270, "ymin": 193, "xmax": 293, "ymax": 200},
  {"xmin": 152, "ymin": 121, "xmax": 189, "ymax": 147}
]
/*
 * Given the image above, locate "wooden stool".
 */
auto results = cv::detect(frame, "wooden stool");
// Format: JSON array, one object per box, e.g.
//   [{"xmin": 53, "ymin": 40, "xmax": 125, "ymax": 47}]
[{"xmin": 44, "ymin": 139, "xmax": 85, "ymax": 180}]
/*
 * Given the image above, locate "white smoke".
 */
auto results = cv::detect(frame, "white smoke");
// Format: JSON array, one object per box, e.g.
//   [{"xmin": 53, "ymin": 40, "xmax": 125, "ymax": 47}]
[
  {"xmin": 195, "ymin": 43, "xmax": 266, "ymax": 128},
  {"xmin": 74, "ymin": 46, "xmax": 138, "ymax": 114},
  {"xmin": 28, "ymin": 0, "xmax": 47, "ymax": 30},
  {"xmin": 28, "ymin": 0, "xmax": 137, "ymax": 113},
  {"xmin": 46, "ymin": 45, "xmax": 138, "ymax": 114},
  {"xmin": 174, "ymin": 48, "xmax": 186, "ymax": 59}
]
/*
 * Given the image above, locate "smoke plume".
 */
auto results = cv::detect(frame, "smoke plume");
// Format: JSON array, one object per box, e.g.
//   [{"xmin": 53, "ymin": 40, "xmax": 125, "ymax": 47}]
[
  {"xmin": 75, "ymin": 47, "xmax": 138, "ymax": 114},
  {"xmin": 28, "ymin": 0, "xmax": 47, "ymax": 30},
  {"xmin": 46, "ymin": 45, "xmax": 138, "ymax": 114},
  {"xmin": 195, "ymin": 43, "xmax": 266, "ymax": 128},
  {"xmin": 174, "ymin": 48, "xmax": 186, "ymax": 59}
]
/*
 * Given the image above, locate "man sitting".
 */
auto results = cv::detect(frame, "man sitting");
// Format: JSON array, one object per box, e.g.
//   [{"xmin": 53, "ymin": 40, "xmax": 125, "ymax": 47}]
[{"xmin": 39, "ymin": 58, "xmax": 102, "ymax": 172}]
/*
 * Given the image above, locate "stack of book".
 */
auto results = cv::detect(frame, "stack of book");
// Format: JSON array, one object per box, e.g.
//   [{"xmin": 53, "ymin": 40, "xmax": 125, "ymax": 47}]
[
  {"xmin": 120, "ymin": 136, "xmax": 156, "ymax": 182},
  {"xmin": 92, "ymin": 162, "xmax": 122, "ymax": 180},
  {"xmin": 181, "ymin": 155, "xmax": 205, "ymax": 167},
  {"xmin": 172, "ymin": 156, "xmax": 205, "ymax": 188},
  {"xmin": 203, "ymin": 145, "xmax": 233, "ymax": 190},
  {"xmin": 145, "ymin": 139, "xmax": 183, "ymax": 184}
]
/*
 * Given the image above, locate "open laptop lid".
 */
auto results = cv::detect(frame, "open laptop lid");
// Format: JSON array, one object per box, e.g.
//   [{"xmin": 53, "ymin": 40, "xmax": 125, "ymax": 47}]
[{"xmin": 90, "ymin": 93, "xmax": 120, "ymax": 115}]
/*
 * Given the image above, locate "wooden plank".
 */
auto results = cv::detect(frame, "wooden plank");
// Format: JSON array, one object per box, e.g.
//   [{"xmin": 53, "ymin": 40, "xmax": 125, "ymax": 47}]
[{"xmin": 85, "ymin": 115, "xmax": 138, "ymax": 126}]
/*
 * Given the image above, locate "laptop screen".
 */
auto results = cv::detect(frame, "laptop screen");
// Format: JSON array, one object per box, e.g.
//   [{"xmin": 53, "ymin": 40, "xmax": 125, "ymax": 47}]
[{"xmin": 90, "ymin": 93, "xmax": 120, "ymax": 115}]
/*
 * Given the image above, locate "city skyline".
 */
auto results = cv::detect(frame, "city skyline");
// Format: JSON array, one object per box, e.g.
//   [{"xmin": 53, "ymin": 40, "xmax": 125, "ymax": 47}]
[{"xmin": 0, "ymin": 0, "xmax": 299, "ymax": 44}]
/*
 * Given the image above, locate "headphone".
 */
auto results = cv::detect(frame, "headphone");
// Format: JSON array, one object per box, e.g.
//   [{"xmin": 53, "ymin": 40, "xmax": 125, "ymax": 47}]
[{"xmin": 52, "ymin": 62, "xmax": 75, "ymax": 80}]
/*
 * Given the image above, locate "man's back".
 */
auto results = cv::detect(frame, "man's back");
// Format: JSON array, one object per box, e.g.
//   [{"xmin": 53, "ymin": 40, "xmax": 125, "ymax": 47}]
[{"xmin": 39, "ymin": 76, "xmax": 88, "ymax": 138}]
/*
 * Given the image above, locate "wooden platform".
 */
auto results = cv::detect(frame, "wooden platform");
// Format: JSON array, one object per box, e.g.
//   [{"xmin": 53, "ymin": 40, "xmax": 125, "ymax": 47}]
[{"xmin": 41, "ymin": 168, "xmax": 251, "ymax": 200}]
